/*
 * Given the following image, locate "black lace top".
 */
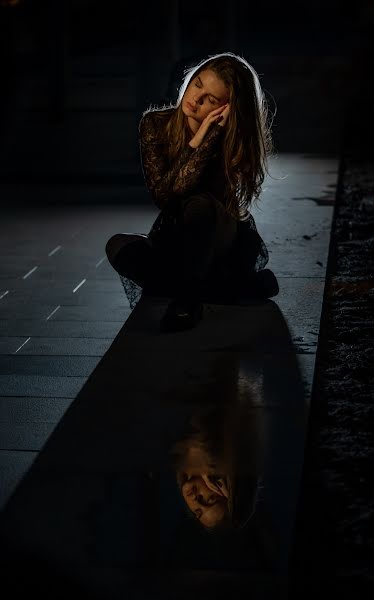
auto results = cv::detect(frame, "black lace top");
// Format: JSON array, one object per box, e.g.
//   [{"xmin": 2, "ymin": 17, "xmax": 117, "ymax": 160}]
[
  {"xmin": 120, "ymin": 107, "xmax": 269, "ymax": 309},
  {"xmin": 139, "ymin": 108, "xmax": 228, "ymax": 213}
]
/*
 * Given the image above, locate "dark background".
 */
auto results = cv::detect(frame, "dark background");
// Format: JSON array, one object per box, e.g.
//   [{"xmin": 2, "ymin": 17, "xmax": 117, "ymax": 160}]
[
  {"xmin": 0, "ymin": 1, "xmax": 373, "ymax": 595},
  {"xmin": 0, "ymin": 0, "xmax": 372, "ymax": 191}
]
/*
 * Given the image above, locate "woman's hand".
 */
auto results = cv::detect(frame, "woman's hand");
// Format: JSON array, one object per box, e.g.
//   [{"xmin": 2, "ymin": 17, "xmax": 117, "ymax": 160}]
[
  {"xmin": 216, "ymin": 103, "xmax": 230, "ymax": 127},
  {"xmin": 189, "ymin": 103, "xmax": 230, "ymax": 148}
]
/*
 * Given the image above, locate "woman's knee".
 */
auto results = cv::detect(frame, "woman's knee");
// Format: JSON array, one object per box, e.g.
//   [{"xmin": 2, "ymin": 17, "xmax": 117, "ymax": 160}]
[
  {"xmin": 105, "ymin": 233, "xmax": 149, "ymax": 265},
  {"xmin": 105, "ymin": 234, "xmax": 126, "ymax": 265},
  {"xmin": 105, "ymin": 234, "xmax": 156, "ymax": 285}
]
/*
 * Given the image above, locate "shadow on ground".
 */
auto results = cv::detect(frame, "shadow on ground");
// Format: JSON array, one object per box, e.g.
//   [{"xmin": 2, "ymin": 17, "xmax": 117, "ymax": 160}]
[{"xmin": 0, "ymin": 295, "xmax": 307, "ymax": 600}]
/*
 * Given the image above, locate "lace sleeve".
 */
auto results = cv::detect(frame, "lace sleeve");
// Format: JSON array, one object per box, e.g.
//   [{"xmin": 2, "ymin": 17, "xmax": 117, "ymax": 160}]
[{"xmin": 139, "ymin": 112, "xmax": 224, "ymax": 211}]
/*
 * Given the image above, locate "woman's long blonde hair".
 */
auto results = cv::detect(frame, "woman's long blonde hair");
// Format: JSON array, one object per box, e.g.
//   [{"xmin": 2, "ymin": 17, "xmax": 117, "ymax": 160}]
[{"xmin": 144, "ymin": 51, "xmax": 276, "ymax": 220}]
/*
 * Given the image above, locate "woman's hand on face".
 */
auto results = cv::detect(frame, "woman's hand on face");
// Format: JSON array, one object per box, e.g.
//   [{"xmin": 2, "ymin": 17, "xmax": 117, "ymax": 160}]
[
  {"xmin": 216, "ymin": 103, "xmax": 230, "ymax": 127},
  {"xmin": 189, "ymin": 103, "xmax": 230, "ymax": 148}
]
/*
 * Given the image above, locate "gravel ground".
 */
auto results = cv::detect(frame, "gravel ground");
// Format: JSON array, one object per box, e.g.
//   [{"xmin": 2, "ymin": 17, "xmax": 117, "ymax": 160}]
[{"xmin": 289, "ymin": 153, "xmax": 374, "ymax": 593}]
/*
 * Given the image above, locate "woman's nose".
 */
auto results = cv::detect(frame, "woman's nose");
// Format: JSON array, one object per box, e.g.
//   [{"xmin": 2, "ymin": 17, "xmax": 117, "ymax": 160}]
[
  {"xmin": 186, "ymin": 483, "xmax": 198, "ymax": 497},
  {"xmin": 185, "ymin": 482, "xmax": 204, "ymax": 498}
]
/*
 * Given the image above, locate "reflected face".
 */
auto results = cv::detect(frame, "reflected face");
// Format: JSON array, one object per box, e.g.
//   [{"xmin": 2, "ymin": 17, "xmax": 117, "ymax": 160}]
[
  {"xmin": 181, "ymin": 475, "xmax": 227, "ymax": 527},
  {"xmin": 182, "ymin": 69, "xmax": 230, "ymax": 124}
]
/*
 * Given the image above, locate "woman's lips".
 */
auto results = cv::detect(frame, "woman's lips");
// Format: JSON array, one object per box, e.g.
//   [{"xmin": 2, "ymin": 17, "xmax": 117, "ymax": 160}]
[{"xmin": 186, "ymin": 101, "xmax": 195, "ymax": 112}]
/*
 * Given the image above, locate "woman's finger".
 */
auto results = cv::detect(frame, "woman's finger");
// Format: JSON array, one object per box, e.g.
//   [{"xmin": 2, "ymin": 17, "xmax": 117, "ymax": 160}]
[
  {"xmin": 209, "ymin": 107, "xmax": 228, "ymax": 122},
  {"xmin": 211, "ymin": 103, "xmax": 229, "ymax": 115}
]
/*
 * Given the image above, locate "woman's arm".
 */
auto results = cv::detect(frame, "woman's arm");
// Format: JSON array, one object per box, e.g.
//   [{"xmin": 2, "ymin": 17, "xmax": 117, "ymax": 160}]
[{"xmin": 139, "ymin": 112, "xmax": 224, "ymax": 211}]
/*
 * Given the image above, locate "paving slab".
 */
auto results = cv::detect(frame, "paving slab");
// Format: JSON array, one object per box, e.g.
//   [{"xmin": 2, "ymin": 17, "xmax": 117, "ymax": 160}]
[
  {"xmin": 0, "ymin": 451, "xmax": 39, "ymax": 508},
  {"xmin": 0, "ymin": 304, "xmax": 131, "ymax": 322},
  {"xmin": 0, "ymin": 421, "xmax": 59, "ymax": 452},
  {"xmin": 0, "ymin": 337, "xmax": 113, "ymax": 356},
  {"xmin": 0, "ymin": 397, "xmax": 74, "ymax": 423},
  {"xmin": 0, "ymin": 276, "xmax": 124, "ymax": 292},
  {"xmin": 0, "ymin": 290, "xmax": 128, "ymax": 309},
  {"xmin": 0, "ymin": 374, "xmax": 86, "ymax": 398},
  {"xmin": 0, "ymin": 320, "xmax": 122, "ymax": 339}
]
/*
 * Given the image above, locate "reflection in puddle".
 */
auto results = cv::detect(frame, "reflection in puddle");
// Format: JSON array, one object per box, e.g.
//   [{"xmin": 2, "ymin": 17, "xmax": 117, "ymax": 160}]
[
  {"xmin": 140, "ymin": 353, "xmax": 281, "ymax": 576},
  {"xmin": 171, "ymin": 376, "xmax": 263, "ymax": 532},
  {"xmin": 0, "ymin": 313, "xmax": 308, "ymax": 597}
]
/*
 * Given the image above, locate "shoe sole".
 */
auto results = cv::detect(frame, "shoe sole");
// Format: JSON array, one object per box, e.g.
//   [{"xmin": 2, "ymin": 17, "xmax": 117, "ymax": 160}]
[{"xmin": 160, "ymin": 304, "xmax": 204, "ymax": 333}]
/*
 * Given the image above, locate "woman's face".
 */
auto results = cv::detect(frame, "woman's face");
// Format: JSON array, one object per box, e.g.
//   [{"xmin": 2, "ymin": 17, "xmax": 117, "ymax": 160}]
[
  {"xmin": 181, "ymin": 474, "xmax": 227, "ymax": 528},
  {"xmin": 182, "ymin": 68, "xmax": 230, "ymax": 124}
]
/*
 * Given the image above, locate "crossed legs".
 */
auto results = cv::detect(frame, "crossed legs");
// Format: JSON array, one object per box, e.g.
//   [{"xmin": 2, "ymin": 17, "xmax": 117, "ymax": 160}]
[{"xmin": 105, "ymin": 194, "xmax": 239, "ymax": 303}]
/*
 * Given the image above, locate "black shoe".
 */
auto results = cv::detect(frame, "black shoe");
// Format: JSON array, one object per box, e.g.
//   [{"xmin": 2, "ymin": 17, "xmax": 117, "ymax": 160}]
[
  {"xmin": 160, "ymin": 297, "xmax": 204, "ymax": 333},
  {"xmin": 254, "ymin": 268, "xmax": 279, "ymax": 298}
]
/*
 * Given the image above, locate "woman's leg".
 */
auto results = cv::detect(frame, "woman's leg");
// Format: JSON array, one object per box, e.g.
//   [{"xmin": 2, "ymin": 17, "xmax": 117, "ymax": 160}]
[
  {"xmin": 105, "ymin": 194, "xmax": 239, "ymax": 308},
  {"xmin": 159, "ymin": 193, "xmax": 239, "ymax": 331},
  {"xmin": 105, "ymin": 232, "xmax": 178, "ymax": 296},
  {"xmin": 172, "ymin": 193, "xmax": 238, "ymax": 300},
  {"xmin": 105, "ymin": 233, "xmax": 154, "ymax": 288}
]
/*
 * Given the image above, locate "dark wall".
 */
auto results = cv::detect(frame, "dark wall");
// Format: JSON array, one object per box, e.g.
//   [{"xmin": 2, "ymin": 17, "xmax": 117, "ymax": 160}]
[{"xmin": 0, "ymin": 0, "xmax": 371, "ymax": 188}]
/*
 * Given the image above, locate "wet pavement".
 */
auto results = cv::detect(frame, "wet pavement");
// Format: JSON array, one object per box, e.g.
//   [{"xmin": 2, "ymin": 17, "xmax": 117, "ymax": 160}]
[{"xmin": 0, "ymin": 152, "xmax": 337, "ymax": 598}]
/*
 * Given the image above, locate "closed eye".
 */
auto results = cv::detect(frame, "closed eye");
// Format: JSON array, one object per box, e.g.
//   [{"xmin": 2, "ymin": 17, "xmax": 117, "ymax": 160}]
[{"xmin": 194, "ymin": 82, "xmax": 216, "ymax": 104}]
